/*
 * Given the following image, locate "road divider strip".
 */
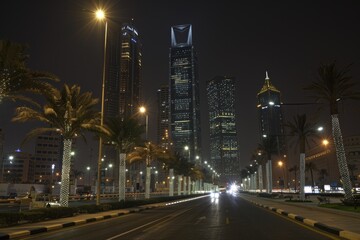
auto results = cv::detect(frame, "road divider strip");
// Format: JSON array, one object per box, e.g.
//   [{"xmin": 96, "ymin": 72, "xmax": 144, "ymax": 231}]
[
  {"xmin": 0, "ymin": 196, "xmax": 207, "ymax": 240},
  {"xmin": 245, "ymin": 199, "xmax": 360, "ymax": 240}
]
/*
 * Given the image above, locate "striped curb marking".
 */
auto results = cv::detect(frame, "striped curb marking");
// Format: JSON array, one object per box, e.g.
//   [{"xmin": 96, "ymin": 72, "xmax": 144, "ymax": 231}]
[
  {"xmin": 248, "ymin": 200, "xmax": 360, "ymax": 240},
  {"xmin": 0, "ymin": 208, "xmax": 145, "ymax": 240},
  {"xmin": 0, "ymin": 196, "xmax": 207, "ymax": 239}
]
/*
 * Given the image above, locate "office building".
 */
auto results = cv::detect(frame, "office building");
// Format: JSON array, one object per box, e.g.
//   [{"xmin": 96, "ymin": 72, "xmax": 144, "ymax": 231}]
[
  {"xmin": 157, "ymin": 85, "xmax": 170, "ymax": 149},
  {"xmin": 257, "ymin": 72, "xmax": 286, "ymax": 156},
  {"xmin": 169, "ymin": 24, "xmax": 201, "ymax": 164},
  {"xmin": 207, "ymin": 76, "xmax": 240, "ymax": 184}
]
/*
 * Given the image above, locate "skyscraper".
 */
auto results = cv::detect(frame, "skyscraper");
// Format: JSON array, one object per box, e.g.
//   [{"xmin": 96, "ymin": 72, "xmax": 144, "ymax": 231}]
[
  {"xmin": 119, "ymin": 23, "xmax": 142, "ymax": 119},
  {"xmin": 257, "ymin": 72, "xmax": 286, "ymax": 156},
  {"xmin": 104, "ymin": 22, "xmax": 142, "ymax": 121},
  {"xmin": 169, "ymin": 24, "xmax": 201, "ymax": 164},
  {"xmin": 157, "ymin": 85, "xmax": 170, "ymax": 149},
  {"xmin": 207, "ymin": 76, "xmax": 240, "ymax": 184}
]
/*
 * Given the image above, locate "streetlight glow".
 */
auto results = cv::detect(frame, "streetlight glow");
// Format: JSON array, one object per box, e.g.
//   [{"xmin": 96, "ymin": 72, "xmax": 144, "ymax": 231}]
[
  {"xmin": 139, "ymin": 106, "xmax": 146, "ymax": 113},
  {"xmin": 322, "ymin": 139, "xmax": 329, "ymax": 146},
  {"xmin": 95, "ymin": 9, "xmax": 105, "ymax": 20}
]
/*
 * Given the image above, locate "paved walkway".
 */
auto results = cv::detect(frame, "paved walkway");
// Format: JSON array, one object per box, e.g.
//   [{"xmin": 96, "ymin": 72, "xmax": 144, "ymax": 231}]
[{"xmin": 240, "ymin": 194, "xmax": 360, "ymax": 240}]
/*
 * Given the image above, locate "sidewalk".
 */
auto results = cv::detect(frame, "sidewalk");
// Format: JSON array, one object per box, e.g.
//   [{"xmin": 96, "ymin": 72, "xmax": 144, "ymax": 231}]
[
  {"xmin": 240, "ymin": 194, "xmax": 360, "ymax": 240},
  {"xmin": 0, "ymin": 196, "xmax": 205, "ymax": 239}
]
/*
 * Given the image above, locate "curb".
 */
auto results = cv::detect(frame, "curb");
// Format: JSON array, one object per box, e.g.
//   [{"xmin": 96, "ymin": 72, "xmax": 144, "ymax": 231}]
[
  {"xmin": 0, "ymin": 206, "xmax": 153, "ymax": 240},
  {"xmin": 247, "ymin": 200, "xmax": 360, "ymax": 240},
  {"xmin": 0, "ymin": 196, "xmax": 206, "ymax": 239}
]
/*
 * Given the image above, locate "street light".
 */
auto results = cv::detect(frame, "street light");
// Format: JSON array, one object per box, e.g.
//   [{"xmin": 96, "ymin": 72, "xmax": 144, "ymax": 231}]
[
  {"xmin": 139, "ymin": 106, "xmax": 148, "ymax": 141},
  {"xmin": 86, "ymin": 166, "xmax": 91, "ymax": 186},
  {"xmin": 277, "ymin": 160, "xmax": 286, "ymax": 191},
  {"xmin": 94, "ymin": 8, "xmax": 108, "ymax": 206},
  {"xmin": 184, "ymin": 145, "xmax": 190, "ymax": 162}
]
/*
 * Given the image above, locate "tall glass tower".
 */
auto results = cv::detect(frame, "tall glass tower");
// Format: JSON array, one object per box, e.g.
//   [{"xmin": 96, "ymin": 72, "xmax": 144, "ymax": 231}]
[
  {"xmin": 119, "ymin": 23, "xmax": 142, "ymax": 119},
  {"xmin": 207, "ymin": 76, "xmax": 240, "ymax": 184},
  {"xmin": 103, "ymin": 22, "xmax": 142, "ymax": 120},
  {"xmin": 157, "ymin": 85, "xmax": 170, "ymax": 150},
  {"xmin": 257, "ymin": 72, "xmax": 286, "ymax": 156},
  {"xmin": 169, "ymin": 24, "xmax": 201, "ymax": 164}
]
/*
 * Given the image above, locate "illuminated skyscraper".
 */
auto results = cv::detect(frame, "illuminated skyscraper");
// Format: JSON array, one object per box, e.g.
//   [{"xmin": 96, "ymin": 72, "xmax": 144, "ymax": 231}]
[
  {"xmin": 257, "ymin": 72, "xmax": 286, "ymax": 156},
  {"xmin": 207, "ymin": 76, "xmax": 240, "ymax": 184},
  {"xmin": 119, "ymin": 23, "xmax": 142, "ymax": 119},
  {"xmin": 157, "ymin": 85, "xmax": 170, "ymax": 149},
  {"xmin": 104, "ymin": 22, "xmax": 142, "ymax": 120},
  {"xmin": 169, "ymin": 24, "xmax": 201, "ymax": 164}
]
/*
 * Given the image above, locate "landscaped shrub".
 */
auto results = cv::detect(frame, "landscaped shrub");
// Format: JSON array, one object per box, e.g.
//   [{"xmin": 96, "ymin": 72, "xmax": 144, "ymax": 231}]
[
  {"xmin": 0, "ymin": 212, "xmax": 22, "ymax": 226},
  {"xmin": 22, "ymin": 211, "xmax": 46, "ymax": 222},
  {"xmin": 23, "ymin": 207, "xmax": 77, "ymax": 221},
  {"xmin": 257, "ymin": 192, "xmax": 273, "ymax": 198}
]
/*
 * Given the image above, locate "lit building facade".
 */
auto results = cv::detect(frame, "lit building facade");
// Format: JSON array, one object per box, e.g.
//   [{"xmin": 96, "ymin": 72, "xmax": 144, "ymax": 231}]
[
  {"xmin": 169, "ymin": 24, "xmax": 201, "ymax": 164},
  {"xmin": 104, "ymin": 22, "xmax": 142, "ymax": 120},
  {"xmin": 33, "ymin": 133, "xmax": 63, "ymax": 184},
  {"xmin": 119, "ymin": 23, "xmax": 142, "ymax": 119},
  {"xmin": 257, "ymin": 72, "xmax": 286, "ymax": 156},
  {"xmin": 3, "ymin": 151, "xmax": 33, "ymax": 183},
  {"xmin": 157, "ymin": 85, "xmax": 170, "ymax": 149},
  {"xmin": 207, "ymin": 76, "xmax": 240, "ymax": 184}
]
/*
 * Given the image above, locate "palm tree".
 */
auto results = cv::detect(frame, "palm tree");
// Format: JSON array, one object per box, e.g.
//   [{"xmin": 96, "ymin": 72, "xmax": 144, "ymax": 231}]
[
  {"xmin": 0, "ymin": 40, "xmax": 58, "ymax": 104},
  {"xmin": 102, "ymin": 117, "xmax": 144, "ymax": 202},
  {"xmin": 305, "ymin": 162, "xmax": 317, "ymax": 191},
  {"xmin": 258, "ymin": 136, "xmax": 278, "ymax": 193},
  {"xmin": 304, "ymin": 62, "xmax": 360, "ymax": 199},
  {"xmin": 318, "ymin": 168, "xmax": 328, "ymax": 191},
  {"xmin": 72, "ymin": 169, "xmax": 83, "ymax": 195},
  {"xmin": 127, "ymin": 142, "xmax": 171, "ymax": 199},
  {"xmin": 12, "ymin": 84, "xmax": 105, "ymax": 207},
  {"xmin": 252, "ymin": 148, "xmax": 266, "ymax": 192},
  {"xmin": 285, "ymin": 114, "xmax": 319, "ymax": 200},
  {"xmin": 289, "ymin": 165, "xmax": 299, "ymax": 192}
]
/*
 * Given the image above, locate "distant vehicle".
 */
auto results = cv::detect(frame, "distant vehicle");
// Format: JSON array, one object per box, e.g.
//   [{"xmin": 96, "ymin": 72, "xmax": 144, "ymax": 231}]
[
  {"xmin": 210, "ymin": 191, "xmax": 220, "ymax": 199},
  {"xmin": 31, "ymin": 194, "xmax": 61, "ymax": 208}
]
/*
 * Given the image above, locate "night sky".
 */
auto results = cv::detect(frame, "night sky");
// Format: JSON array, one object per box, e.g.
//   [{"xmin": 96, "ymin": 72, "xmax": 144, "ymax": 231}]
[{"xmin": 1, "ymin": 0, "xmax": 360, "ymax": 171}]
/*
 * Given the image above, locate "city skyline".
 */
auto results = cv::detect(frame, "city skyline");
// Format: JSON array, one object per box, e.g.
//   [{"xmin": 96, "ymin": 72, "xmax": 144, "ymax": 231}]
[{"xmin": 1, "ymin": 1, "xmax": 360, "ymax": 171}]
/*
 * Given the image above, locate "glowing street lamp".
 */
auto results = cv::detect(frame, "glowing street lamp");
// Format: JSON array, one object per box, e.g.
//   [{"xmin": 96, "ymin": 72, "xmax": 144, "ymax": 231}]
[
  {"xmin": 139, "ymin": 106, "xmax": 148, "ymax": 140},
  {"xmin": 94, "ymin": 8, "xmax": 108, "ymax": 206}
]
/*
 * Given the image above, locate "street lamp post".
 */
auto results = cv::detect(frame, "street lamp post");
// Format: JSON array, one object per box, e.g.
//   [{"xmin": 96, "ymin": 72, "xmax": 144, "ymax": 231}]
[
  {"xmin": 184, "ymin": 146, "xmax": 190, "ymax": 162},
  {"xmin": 95, "ymin": 9, "xmax": 108, "ymax": 206},
  {"xmin": 139, "ymin": 106, "xmax": 151, "ymax": 199},
  {"xmin": 139, "ymin": 106, "xmax": 148, "ymax": 140},
  {"xmin": 86, "ymin": 166, "xmax": 91, "ymax": 187}
]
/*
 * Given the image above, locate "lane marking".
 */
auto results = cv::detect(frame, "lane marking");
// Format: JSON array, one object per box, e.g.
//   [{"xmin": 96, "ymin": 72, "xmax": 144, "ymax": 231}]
[{"xmin": 106, "ymin": 208, "xmax": 194, "ymax": 240}]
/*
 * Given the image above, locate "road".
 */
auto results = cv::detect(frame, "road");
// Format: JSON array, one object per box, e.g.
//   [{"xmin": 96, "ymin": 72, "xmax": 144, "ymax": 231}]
[{"xmin": 21, "ymin": 194, "xmax": 338, "ymax": 240}]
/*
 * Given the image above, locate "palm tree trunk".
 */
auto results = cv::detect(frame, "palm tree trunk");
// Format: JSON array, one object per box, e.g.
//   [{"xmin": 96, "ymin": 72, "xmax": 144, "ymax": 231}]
[
  {"xmin": 310, "ymin": 169, "xmax": 314, "ymax": 192},
  {"xmin": 266, "ymin": 161, "xmax": 269, "ymax": 193},
  {"xmin": 268, "ymin": 160, "xmax": 272, "ymax": 193},
  {"xmin": 331, "ymin": 114, "xmax": 353, "ymax": 199},
  {"xmin": 145, "ymin": 166, "xmax": 151, "ymax": 199},
  {"xmin": 300, "ymin": 153, "xmax": 305, "ymax": 201},
  {"xmin": 177, "ymin": 175, "xmax": 182, "ymax": 195},
  {"xmin": 118, "ymin": 153, "xmax": 126, "ymax": 202},
  {"xmin": 258, "ymin": 165, "xmax": 263, "ymax": 192},
  {"xmin": 60, "ymin": 139, "xmax": 72, "ymax": 207},
  {"xmin": 183, "ymin": 176, "xmax": 187, "ymax": 195},
  {"xmin": 169, "ymin": 168, "xmax": 174, "ymax": 196}
]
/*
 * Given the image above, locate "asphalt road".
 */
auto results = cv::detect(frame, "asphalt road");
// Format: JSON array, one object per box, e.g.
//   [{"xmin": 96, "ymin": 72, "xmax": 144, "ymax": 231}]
[{"xmin": 22, "ymin": 194, "xmax": 339, "ymax": 240}]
